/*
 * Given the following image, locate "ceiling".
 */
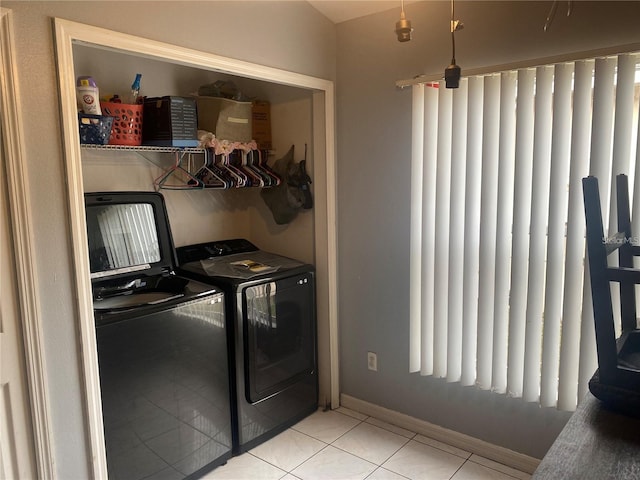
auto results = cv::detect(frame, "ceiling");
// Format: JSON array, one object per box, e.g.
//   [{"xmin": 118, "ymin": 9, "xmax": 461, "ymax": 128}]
[{"xmin": 307, "ymin": 0, "xmax": 406, "ymax": 24}]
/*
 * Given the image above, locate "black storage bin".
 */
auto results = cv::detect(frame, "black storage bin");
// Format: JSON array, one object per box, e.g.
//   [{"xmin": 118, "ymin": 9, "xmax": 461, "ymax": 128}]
[{"xmin": 142, "ymin": 96, "xmax": 199, "ymax": 147}]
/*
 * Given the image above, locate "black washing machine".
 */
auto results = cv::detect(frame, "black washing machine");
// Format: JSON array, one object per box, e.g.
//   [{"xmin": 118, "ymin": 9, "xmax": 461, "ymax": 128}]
[
  {"xmin": 86, "ymin": 192, "xmax": 233, "ymax": 479},
  {"xmin": 176, "ymin": 239, "xmax": 318, "ymax": 454}
]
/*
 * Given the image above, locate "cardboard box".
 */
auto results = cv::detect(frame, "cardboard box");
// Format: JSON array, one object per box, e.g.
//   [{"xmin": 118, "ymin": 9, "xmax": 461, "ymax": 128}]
[
  {"xmin": 142, "ymin": 96, "xmax": 199, "ymax": 147},
  {"xmin": 252, "ymin": 100, "xmax": 272, "ymax": 150},
  {"xmin": 194, "ymin": 96, "xmax": 252, "ymax": 142}
]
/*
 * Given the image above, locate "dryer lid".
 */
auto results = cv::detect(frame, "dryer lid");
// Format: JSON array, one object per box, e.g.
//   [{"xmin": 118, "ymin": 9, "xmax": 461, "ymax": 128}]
[
  {"xmin": 200, "ymin": 251, "xmax": 304, "ymax": 279},
  {"xmin": 181, "ymin": 249, "xmax": 306, "ymax": 280}
]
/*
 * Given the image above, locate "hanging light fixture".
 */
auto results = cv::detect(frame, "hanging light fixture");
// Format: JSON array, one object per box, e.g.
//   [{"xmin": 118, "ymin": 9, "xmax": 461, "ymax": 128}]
[
  {"xmin": 395, "ymin": 0, "xmax": 413, "ymax": 42},
  {"xmin": 444, "ymin": 0, "xmax": 463, "ymax": 88}
]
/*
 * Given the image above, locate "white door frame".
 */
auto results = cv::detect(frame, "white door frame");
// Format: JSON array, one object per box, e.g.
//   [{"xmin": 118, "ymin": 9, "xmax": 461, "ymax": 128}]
[
  {"xmin": 53, "ymin": 17, "xmax": 339, "ymax": 479},
  {"xmin": 0, "ymin": 8, "xmax": 55, "ymax": 480}
]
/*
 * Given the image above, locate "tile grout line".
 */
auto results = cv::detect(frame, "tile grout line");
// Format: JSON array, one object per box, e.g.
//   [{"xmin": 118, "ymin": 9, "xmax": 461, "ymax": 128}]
[
  {"xmin": 449, "ymin": 460, "xmax": 466, "ymax": 480},
  {"xmin": 410, "ymin": 436, "xmax": 472, "ymax": 461},
  {"xmin": 290, "ymin": 410, "xmax": 366, "ymax": 446},
  {"xmin": 328, "ymin": 425, "xmax": 413, "ymax": 469},
  {"xmin": 287, "ymin": 443, "xmax": 334, "ymax": 475},
  {"xmin": 464, "ymin": 456, "xmax": 529, "ymax": 480},
  {"xmin": 247, "ymin": 436, "xmax": 331, "ymax": 475},
  {"xmin": 324, "ymin": 414, "xmax": 416, "ymax": 476},
  {"xmin": 363, "ymin": 465, "xmax": 413, "ymax": 480},
  {"xmin": 325, "ymin": 441, "xmax": 398, "ymax": 470}
]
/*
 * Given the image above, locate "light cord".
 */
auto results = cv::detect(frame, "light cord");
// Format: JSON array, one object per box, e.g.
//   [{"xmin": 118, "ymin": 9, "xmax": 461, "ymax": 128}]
[{"xmin": 451, "ymin": 0, "xmax": 456, "ymax": 63}]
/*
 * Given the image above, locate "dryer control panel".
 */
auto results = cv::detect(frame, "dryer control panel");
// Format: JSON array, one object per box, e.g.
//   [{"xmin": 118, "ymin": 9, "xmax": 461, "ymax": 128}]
[{"xmin": 177, "ymin": 238, "xmax": 259, "ymax": 263}]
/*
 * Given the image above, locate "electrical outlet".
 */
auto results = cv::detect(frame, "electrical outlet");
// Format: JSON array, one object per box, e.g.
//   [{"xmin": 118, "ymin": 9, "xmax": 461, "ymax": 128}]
[{"xmin": 367, "ymin": 352, "xmax": 377, "ymax": 371}]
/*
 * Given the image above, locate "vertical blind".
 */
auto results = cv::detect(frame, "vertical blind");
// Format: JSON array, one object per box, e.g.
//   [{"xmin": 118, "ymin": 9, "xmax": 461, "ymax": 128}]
[
  {"xmin": 97, "ymin": 204, "xmax": 160, "ymax": 269},
  {"xmin": 409, "ymin": 52, "xmax": 640, "ymax": 411}
]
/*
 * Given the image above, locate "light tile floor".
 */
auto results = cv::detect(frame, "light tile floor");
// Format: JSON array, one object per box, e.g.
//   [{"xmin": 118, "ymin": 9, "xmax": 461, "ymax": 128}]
[{"xmin": 202, "ymin": 407, "xmax": 532, "ymax": 480}]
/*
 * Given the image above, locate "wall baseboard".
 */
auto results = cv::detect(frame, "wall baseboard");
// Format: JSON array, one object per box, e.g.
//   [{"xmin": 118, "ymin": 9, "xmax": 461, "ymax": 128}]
[{"xmin": 340, "ymin": 394, "xmax": 540, "ymax": 475}]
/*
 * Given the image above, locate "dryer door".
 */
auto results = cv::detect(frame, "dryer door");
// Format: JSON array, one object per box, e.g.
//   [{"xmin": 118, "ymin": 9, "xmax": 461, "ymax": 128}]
[{"xmin": 243, "ymin": 272, "xmax": 316, "ymax": 404}]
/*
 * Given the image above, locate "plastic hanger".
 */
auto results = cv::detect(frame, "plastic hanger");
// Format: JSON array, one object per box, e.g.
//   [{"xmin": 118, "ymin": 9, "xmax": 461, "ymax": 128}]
[
  {"xmin": 254, "ymin": 149, "xmax": 281, "ymax": 187},
  {"xmin": 153, "ymin": 151, "xmax": 204, "ymax": 190},
  {"xmin": 193, "ymin": 148, "xmax": 227, "ymax": 188},
  {"xmin": 238, "ymin": 150, "xmax": 264, "ymax": 187},
  {"xmin": 216, "ymin": 153, "xmax": 244, "ymax": 188}
]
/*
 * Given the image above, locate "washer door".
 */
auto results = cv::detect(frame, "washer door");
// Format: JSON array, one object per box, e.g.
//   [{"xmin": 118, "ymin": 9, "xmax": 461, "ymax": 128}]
[{"xmin": 243, "ymin": 273, "xmax": 316, "ymax": 404}]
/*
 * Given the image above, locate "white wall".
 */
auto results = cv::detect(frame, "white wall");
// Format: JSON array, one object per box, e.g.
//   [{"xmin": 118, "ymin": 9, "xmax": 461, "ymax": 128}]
[
  {"xmin": 4, "ymin": 2, "xmax": 334, "ymax": 478},
  {"xmin": 335, "ymin": 0, "xmax": 640, "ymax": 460}
]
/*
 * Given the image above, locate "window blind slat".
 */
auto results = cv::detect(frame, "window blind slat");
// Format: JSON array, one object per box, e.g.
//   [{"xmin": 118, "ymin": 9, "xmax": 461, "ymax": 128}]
[
  {"xmin": 609, "ymin": 54, "xmax": 637, "ymax": 227},
  {"xmin": 461, "ymin": 76, "xmax": 484, "ymax": 387},
  {"xmin": 591, "ymin": 57, "xmax": 617, "ymax": 222},
  {"xmin": 476, "ymin": 74, "xmax": 501, "ymax": 390},
  {"xmin": 523, "ymin": 65, "xmax": 554, "ymax": 403},
  {"xmin": 507, "ymin": 68, "xmax": 536, "ymax": 398},
  {"xmin": 593, "ymin": 57, "xmax": 620, "ymax": 338},
  {"xmin": 434, "ymin": 86, "xmax": 453, "ymax": 379},
  {"xmin": 447, "ymin": 80, "xmax": 469, "ymax": 383},
  {"xmin": 409, "ymin": 84, "xmax": 425, "ymax": 373},
  {"xmin": 608, "ymin": 55, "xmax": 637, "ymax": 338},
  {"xmin": 540, "ymin": 62, "xmax": 574, "ymax": 408},
  {"xmin": 574, "ymin": 58, "xmax": 617, "ymax": 401},
  {"xmin": 578, "ymin": 276, "xmax": 598, "ymax": 399},
  {"xmin": 557, "ymin": 60, "xmax": 594, "ymax": 411},
  {"xmin": 633, "ymin": 81, "xmax": 640, "ymax": 233},
  {"xmin": 420, "ymin": 85, "xmax": 440, "ymax": 374},
  {"xmin": 491, "ymin": 71, "xmax": 517, "ymax": 394}
]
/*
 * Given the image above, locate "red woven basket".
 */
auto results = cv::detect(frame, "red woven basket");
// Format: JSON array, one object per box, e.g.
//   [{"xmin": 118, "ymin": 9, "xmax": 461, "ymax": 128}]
[{"xmin": 100, "ymin": 102, "xmax": 143, "ymax": 146}]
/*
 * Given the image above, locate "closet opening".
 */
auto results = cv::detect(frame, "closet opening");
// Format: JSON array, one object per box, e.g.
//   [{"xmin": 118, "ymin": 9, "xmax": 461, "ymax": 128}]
[{"xmin": 54, "ymin": 18, "xmax": 338, "ymax": 479}]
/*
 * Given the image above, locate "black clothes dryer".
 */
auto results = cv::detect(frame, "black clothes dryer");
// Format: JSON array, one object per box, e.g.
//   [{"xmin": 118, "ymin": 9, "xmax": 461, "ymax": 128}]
[
  {"xmin": 86, "ymin": 192, "xmax": 233, "ymax": 479},
  {"xmin": 176, "ymin": 239, "xmax": 318, "ymax": 454}
]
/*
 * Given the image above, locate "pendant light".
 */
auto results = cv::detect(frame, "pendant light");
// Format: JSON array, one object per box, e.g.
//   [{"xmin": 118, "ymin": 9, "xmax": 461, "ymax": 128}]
[
  {"xmin": 444, "ymin": 0, "xmax": 463, "ymax": 88},
  {"xmin": 395, "ymin": 0, "xmax": 413, "ymax": 42}
]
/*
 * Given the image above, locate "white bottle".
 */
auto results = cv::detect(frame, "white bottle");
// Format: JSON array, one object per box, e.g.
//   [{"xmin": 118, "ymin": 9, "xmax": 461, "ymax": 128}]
[{"xmin": 76, "ymin": 76, "xmax": 102, "ymax": 115}]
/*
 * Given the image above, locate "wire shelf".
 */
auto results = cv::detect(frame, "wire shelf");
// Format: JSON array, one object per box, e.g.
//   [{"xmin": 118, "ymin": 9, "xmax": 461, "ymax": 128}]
[{"xmin": 80, "ymin": 144, "xmax": 205, "ymax": 154}]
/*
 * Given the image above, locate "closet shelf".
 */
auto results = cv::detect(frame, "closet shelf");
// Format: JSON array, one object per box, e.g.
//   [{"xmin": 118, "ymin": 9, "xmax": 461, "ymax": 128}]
[
  {"xmin": 80, "ymin": 143, "xmax": 281, "ymax": 191},
  {"xmin": 80, "ymin": 144, "xmax": 205, "ymax": 154}
]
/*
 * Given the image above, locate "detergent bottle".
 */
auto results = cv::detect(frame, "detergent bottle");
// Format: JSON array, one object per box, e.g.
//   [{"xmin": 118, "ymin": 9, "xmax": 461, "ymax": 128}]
[{"xmin": 76, "ymin": 76, "xmax": 102, "ymax": 115}]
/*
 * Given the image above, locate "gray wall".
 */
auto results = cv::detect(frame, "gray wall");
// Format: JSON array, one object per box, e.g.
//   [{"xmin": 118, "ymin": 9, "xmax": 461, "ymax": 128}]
[
  {"xmin": 335, "ymin": 0, "xmax": 640, "ymax": 460},
  {"xmin": 4, "ymin": 2, "xmax": 334, "ymax": 478}
]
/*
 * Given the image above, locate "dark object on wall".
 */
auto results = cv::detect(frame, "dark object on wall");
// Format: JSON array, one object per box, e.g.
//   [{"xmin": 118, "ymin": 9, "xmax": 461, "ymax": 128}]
[
  {"xmin": 583, "ymin": 174, "xmax": 640, "ymax": 417},
  {"xmin": 261, "ymin": 145, "xmax": 313, "ymax": 225}
]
